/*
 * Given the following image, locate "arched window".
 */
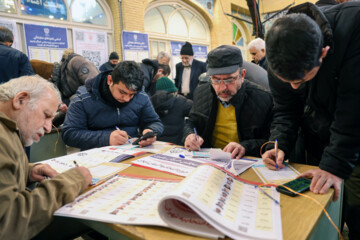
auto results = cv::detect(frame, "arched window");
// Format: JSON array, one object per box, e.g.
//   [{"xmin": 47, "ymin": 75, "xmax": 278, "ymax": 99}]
[
  {"xmin": 20, "ymin": 0, "xmax": 68, "ymax": 20},
  {"xmin": 67, "ymin": 0, "xmax": 106, "ymax": 25},
  {"xmin": 144, "ymin": 2, "xmax": 210, "ymax": 42},
  {"xmin": 232, "ymin": 21, "xmax": 248, "ymax": 60},
  {"xmin": 145, "ymin": 0, "xmax": 210, "ymax": 77}
]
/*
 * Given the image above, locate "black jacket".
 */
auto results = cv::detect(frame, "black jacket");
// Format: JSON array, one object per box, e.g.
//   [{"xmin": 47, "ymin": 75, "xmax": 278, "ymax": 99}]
[
  {"xmin": 99, "ymin": 61, "xmax": 115, "ymax": 72},
  {"xmin": 183, "ymin": 80, "xmax": 273, "ymax": 157},
  {"xmin": 268, "ymin": 2, "xmax": 360, "ymax": 179},
  {"xmin": 174, "ymin": 59, "xmax": 207, "ymax": 100},
  {"xmin": 151, "ymin": 91, "xmax": 193, "ymax": 145},
  {"xmin": 140, "ymin": 59, "xmax": 159, "ymax": 95},
  {"xmin": 0, "ymin": 43, "xmax": 34, "ymax": 84}
]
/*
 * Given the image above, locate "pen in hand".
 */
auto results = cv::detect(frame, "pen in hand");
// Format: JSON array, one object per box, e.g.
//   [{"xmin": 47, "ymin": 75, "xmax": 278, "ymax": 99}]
[
  {"xmin": 115, "ymin": 126, "xmax": 131, "ymax": 143},
  {"xmin": 194, "ymin": 128, "xmax": 198, "ymax": 142},
  {"xmin": 73, "ymin": 160, "xmax": 79, "ymax": 167},
  {"xmin": 275, "ymin": 139, "xmax": 279, "ymax": 170}
]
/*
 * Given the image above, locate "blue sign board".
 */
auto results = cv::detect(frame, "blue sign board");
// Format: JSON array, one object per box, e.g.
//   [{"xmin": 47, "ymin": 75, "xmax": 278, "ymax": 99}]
[
  {"xmin": 122, "ymin": 31, "xmax": 149, "ymax": 51},
  {"xmin": 24, "ymin": 24, "xmax": 68, "ymax": 49},
  {"xmin": 170, "ymin": 41, "xmax": 208, "ymax": 59}
]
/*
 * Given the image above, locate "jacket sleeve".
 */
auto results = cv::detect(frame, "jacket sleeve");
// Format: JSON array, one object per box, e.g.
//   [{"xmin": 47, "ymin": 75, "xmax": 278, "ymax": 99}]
[
  {"xmin": 319, "ymin": 21, "xmax": 360, "ymax": 179},
  {"xmin": 174, "ymin": 64, "xmax": 180, "ymax": 88},
  {"xmin": 138, "ymin": 94, "xmax": 164, "ymax": 135},
  {"xmin": 183, "ymin": 98, "xmax": 193, "ymax": 116},
  {"xmin": 19, "ymin": 53, "xmax": 34, "ymax": 77},
  {"xmin": 239, "ymin": 93, "xmax": 273, "ymax": 157},
  {"xmin": 267, "ymin": 70, "xmax": 305, "ymax": 157},
  {"xmin": 0, "ymin": 141, "xmax": 85, "ymax": 239},
  {"xmin": 62, "ymin": 98, "xmax": 113, "ymax": 150}
]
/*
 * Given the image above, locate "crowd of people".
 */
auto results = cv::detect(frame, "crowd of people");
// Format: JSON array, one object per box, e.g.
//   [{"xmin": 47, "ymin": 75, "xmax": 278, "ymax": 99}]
[{"xmin": 0, "ymin": 1, "xmax": 359, "ymax": 239}]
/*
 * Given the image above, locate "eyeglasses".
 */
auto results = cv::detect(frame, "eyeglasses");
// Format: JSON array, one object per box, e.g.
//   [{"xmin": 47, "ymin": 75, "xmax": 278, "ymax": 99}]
[{"xmin": 211, "ymin": 75, "xmax": 240, "ymax": 85}]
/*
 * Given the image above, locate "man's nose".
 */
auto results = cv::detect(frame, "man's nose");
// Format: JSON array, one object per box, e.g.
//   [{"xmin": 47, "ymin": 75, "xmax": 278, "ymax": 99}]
[
  {"xmin": 290, "ymin": 82, "xmax": 301, "ymax": 90},
  {"xmin": 44, "ymin": 120, "xmax": 52, "ymax": 133}
]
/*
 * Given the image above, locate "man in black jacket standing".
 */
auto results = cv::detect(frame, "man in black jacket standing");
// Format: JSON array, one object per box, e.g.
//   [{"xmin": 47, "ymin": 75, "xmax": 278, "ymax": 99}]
[
  {"xmin": 183, "ymin": 45, "xmax": 273, "ymax": 159},
  {"xmin": 174, "ymin": 42, "xmax": 207, "ymax": 100},
  {"xmin": 0, "ymin": 26, "xmax": 34, "ymax": 84},
  {"xmin": 262, "ymin": 3, "xmax": 360, "ymax": 239}
]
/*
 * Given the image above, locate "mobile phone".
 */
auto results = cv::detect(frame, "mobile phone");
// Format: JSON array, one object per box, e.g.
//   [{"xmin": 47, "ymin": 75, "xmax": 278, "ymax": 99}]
[
  {"xmin": 132, "ymin": 131, "xmax": 157, "ymax": 145},
  {"xmin": 276, "ymin": 177, "xmax": 311, "ymax": 197}
]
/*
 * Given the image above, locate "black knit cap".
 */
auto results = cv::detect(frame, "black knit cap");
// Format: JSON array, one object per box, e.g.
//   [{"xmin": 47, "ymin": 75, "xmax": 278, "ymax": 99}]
[
  {"xmin": 180, "ymin": 42, "xmax": 194, "ymax": 56},
  {"xmin": 109, "ymin": 52, "xmax": 119, "ymax": 60},
  {"xmin": 207, "ymin": 45, "xmax": 243, "ymax": 75}
]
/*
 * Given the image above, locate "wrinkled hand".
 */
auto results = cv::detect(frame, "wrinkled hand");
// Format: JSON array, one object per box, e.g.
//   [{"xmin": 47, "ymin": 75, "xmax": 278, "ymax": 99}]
[
  {"xmin": 110, "ymin": 129, "xmax": 129, "ymax": 146},
  {"xmin": 298, "ymin": 169, "xmax": 342, "ymax": 201},
  {"xmin": 184, "ymin": 134, "xmax": 204, "ymax": 151},
  {"xmin": 262, "ymin": 149, "xmax": 286, "ymax": 170},
  {"xmin": 30, "ymin": 164, "xmax": 59, "ymax": 182},
  {"xmin": 76, "ymin": 166, "xmax": 92, "ymax": 188},
  {"xmin": 138, "ymin": 129, "xmax": 157, "ymax": 147},
  {"xmin": 223, "ymin": 142, "xmax": 246, "ymax": 159}
]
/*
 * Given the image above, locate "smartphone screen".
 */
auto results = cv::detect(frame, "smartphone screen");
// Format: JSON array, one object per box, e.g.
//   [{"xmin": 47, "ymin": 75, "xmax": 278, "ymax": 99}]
[{"xmin": 276, "ymin": 178, "xmax": 311, "ymax": 197}]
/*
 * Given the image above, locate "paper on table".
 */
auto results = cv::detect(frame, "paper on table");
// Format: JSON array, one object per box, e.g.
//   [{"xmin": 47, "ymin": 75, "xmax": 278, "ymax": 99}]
[
  {"xmin": 252, "ymin": 160, "xmax": 300, "ymax": 184},
  {"xmin": 89, "ymin": 162, "xmax": 130, "ymax": 185}
]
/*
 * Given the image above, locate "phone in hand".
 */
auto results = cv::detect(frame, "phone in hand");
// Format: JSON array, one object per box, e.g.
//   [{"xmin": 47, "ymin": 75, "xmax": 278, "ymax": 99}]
[
  {"xmin": 132, "ymin": 131, "xmax": 157, "ymax": 145},
  {"xmin": 276, "ymin": 177, "xmax": 311, "ymax": 197}
]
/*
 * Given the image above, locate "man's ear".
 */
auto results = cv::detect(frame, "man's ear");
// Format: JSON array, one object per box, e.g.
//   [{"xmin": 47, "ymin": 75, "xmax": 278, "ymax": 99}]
[
  {"xmin": 107, "ymin": 75, "xmax": 113, "ymax": 86},
  {"xmin": 320, "ymin": 46, "xmax": 330, "ymax": 62},
  {"xmin": 12, "ymin": 92, "xmax": 30, "ymax": 110},
  {"xmin": 240, "ymin": 68, "xmax": 247, "ymax": 82}
]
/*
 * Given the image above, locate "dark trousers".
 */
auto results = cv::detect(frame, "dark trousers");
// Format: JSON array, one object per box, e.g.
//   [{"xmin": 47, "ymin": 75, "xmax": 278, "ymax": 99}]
[
  {"xmin": 343, "ymin": 165, "xmax": 360, "ymax": 240},
  {"xmin": 31, "ymin": 216, "xmax": 90, "ymax": 240}
]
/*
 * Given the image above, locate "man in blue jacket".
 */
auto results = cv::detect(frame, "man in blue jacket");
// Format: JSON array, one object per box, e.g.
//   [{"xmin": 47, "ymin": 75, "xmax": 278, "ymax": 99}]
[
  {"xmin": 0, "ymin": 26, "xmax": 34, "ymax": 84},
  {"xmin": 62, "ymin": 61, "xmax": 163, "ymax": 151}
]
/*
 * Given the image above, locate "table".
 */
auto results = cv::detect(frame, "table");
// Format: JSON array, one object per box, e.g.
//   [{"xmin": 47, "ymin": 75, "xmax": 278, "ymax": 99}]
[{"xmin": 81, "ymin": 154, "xmax": 342, "ymax": 240}]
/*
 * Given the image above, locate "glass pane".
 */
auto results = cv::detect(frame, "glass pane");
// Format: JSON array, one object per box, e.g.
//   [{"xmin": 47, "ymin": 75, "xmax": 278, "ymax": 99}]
[
  {"xmin": 20, "ymin": 0, "xmax": 68, "ymax": 20},
  {"xmin": 189, "ymin": 17, "xmax": 206, "ymax": 39},
  {"xmin": 168, "ymin": 12, "xmax": 187, "ymax": 37},
  {"xmin": 159, "ymin": 42, "xmax": 166, "ymax": 52},
  {"xmin": 179, "ymin": 9, "xmax": 193, "ymax": 25},
  {"xmin": 151, "ymin": 41, "xmax": 158, "ymax": 58},
  {"xmin": 158, "ymin": 5, "xmax": 174, "ymax": 22},
  {"xmin": 0, "ymin": 0, "xmax": 16, "ymax": 13},
  {"xmin": 70, "ymin": 0, "xmax": 106, "ymax": 25},
  {"xmin": 144, "ymin": 8, "xmax": 165, "ymax": 34}
]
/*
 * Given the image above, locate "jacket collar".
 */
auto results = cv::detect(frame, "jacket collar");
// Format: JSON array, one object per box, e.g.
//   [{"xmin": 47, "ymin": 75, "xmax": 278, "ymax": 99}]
[
  {"xmin": 287, "ymin": 2, "xmax": 334, "ymax": 53},
  {"xmin": 0, "ymin": 111, "xmax": 18, "ymax": 132}
]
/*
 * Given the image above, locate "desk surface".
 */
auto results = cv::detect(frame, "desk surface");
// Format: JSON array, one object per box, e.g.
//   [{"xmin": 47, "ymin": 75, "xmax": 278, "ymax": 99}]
[{"xmin": 94, "ymin": 156, "xmax": 336, "ymax": 240}]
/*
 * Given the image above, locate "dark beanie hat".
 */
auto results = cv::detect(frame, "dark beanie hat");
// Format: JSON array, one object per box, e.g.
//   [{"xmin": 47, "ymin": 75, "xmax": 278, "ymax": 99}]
[
  {"xmin": 180, "ymin": 42, "xmax": 194, "ymax": 56},
  {"xmin": 156, "ymin": 77, "xmax": 178, "ymax": 93},
  {"xmin": 109, "ymin": 52, "xmax": 119, "ymax": 60}
]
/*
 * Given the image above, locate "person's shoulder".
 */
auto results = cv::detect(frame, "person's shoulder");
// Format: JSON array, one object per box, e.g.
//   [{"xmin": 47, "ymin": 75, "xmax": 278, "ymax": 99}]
[{"xmin": 244, "ymin": 80, "xmax": 271, "ymax": 96}]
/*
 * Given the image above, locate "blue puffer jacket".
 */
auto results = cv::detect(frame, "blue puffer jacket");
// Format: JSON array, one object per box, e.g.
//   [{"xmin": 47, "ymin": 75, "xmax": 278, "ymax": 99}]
[{"xmin": 62, "ymin": 72, "xmax": 164, "ymax": 150}]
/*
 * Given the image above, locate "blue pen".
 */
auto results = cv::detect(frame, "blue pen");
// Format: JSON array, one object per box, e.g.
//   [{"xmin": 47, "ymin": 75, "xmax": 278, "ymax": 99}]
[
  {"xmin": 179, "ymin": 154, "xmax": 185, "ymax": 158},
  {"xmin": 194, "ymin": 128, "xmax": 198, "ymax": 142},
  {"xmin": 115, "ymin": 126, "xmax": 131, "ymax": 143},
  {"xmin": 275, "ymin": 139, "xmax": 279, "ymax": 170},
  {"xmin": 255, "ymin": 185, "xmax": 279, "ymax": 205}
]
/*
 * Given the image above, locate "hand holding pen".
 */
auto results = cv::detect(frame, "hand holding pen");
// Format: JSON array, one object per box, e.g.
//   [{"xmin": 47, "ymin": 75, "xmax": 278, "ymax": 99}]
[
  {"xmin": 184, "ymin": 127, "xmax": 204, "ymax": 151},
  {"xmin": 261, "ymin": 140, "xmax": 286, "ymax": 171},
  {"xmin": 109, "ymin": 126, "xmax": 131, "ymax": 146}
]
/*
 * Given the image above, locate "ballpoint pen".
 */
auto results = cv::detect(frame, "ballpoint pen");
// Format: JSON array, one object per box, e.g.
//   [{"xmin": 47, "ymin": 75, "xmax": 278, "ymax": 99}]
[
  {"xmin": 255, "ymin": 185, "xmax": 280, "ymax": 205},
  {"xmin": 194, "ymin": 128, "xmax": 198, "ymax": 142},
  {"xmin": 116, "ymin": 126, "xmax": 131, "ymax": 143},
  {"xmin": 275, "ymin": 139, "xmax": 279, "ymax": 170},
  {"xmin": 73, "ymin": 160, "xmax": 79, "ymax": 167}
]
